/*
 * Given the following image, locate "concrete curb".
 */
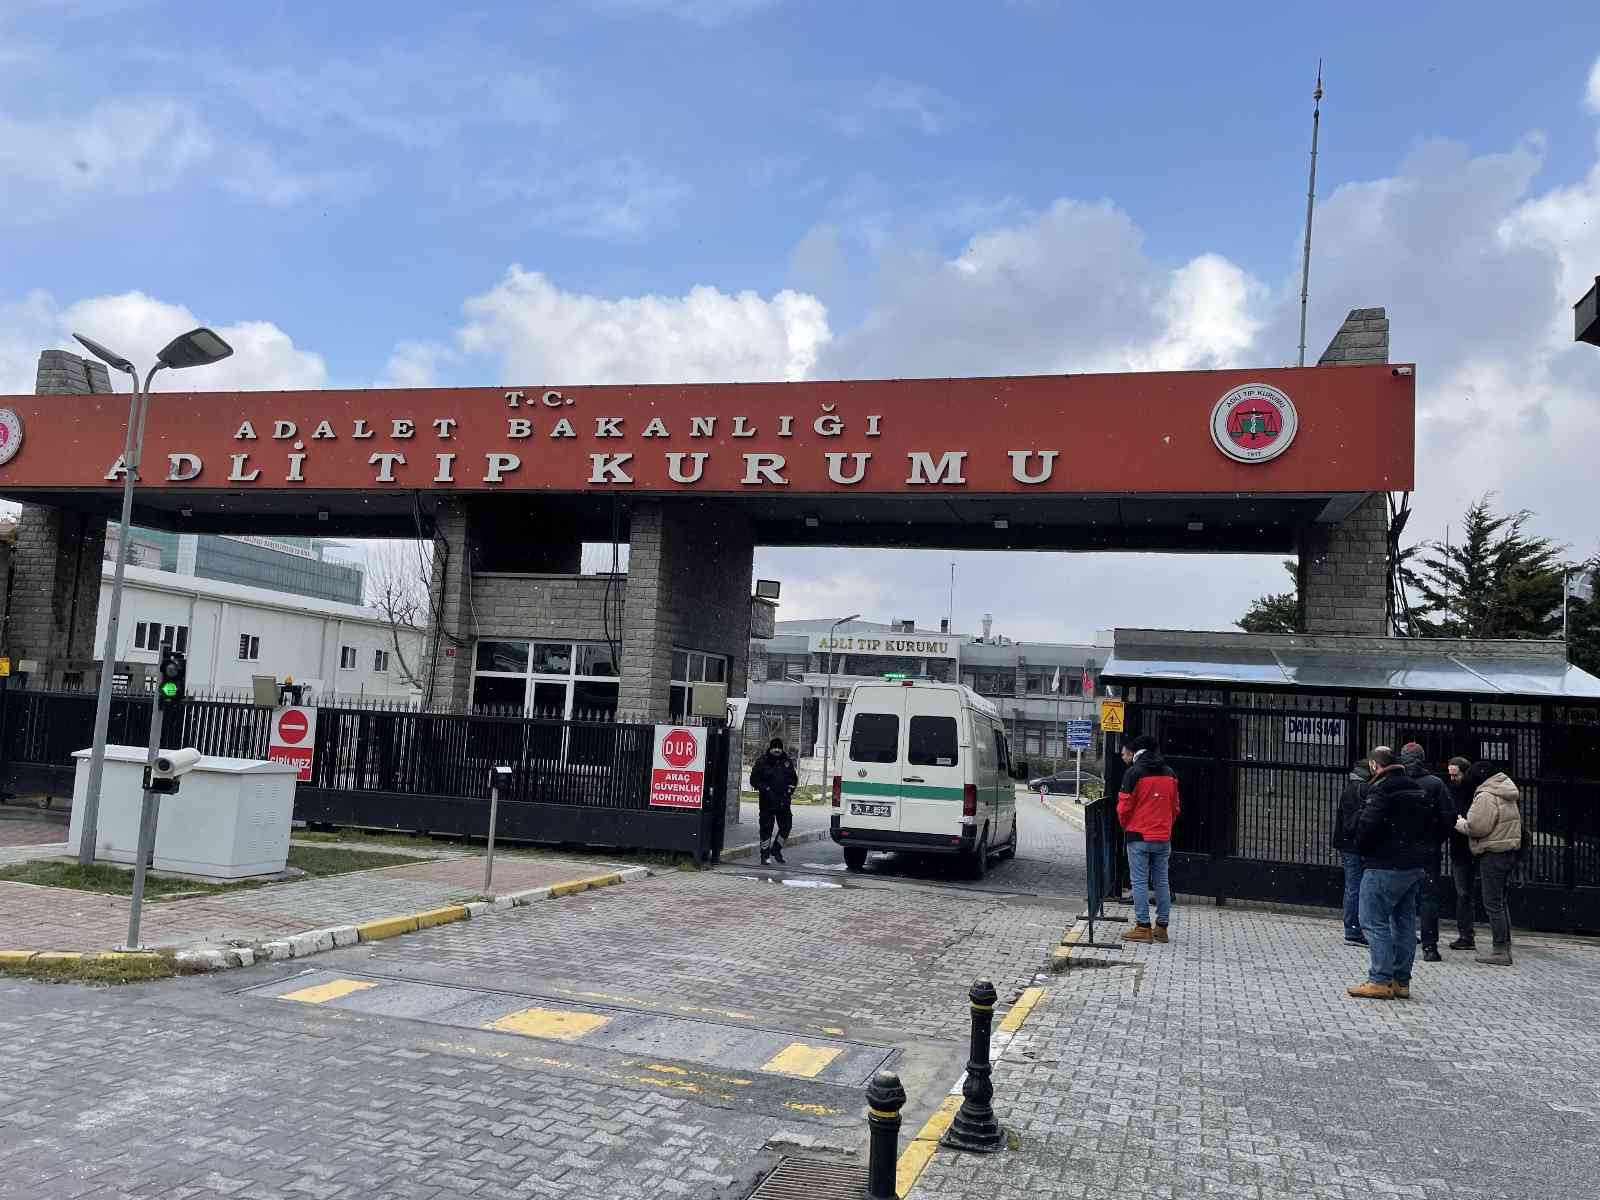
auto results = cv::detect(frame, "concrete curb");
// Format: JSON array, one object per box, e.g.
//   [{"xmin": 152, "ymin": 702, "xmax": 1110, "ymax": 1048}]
[
  {"xmin": 0, "ymin": 866, "xmax": 655, "ymax": 976},
  {"xmin": 718, "ymin": 827, "xmax": 831, "ymax": 862},
  {"xmin": 1039, "ymin": 793, "xmax": 1086, "ymax": 831}
]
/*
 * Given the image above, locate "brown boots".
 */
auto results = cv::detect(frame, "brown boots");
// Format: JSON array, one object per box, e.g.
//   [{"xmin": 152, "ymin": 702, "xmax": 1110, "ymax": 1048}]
[{"xmin": 1122, "ymin": 924, "xmax": 1171, "ymax": 943}]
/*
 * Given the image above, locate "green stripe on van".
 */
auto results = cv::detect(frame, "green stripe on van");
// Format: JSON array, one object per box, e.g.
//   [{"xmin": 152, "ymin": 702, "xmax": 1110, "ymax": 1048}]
[{"xmin": 842, "ymin": 780, "xmax": 964, "ymax": 801}]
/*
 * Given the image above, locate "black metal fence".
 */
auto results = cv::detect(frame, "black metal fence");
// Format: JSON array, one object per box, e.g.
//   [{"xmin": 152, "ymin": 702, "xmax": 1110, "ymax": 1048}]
[
  {"xmin": 0, "ymin": 683, "xmax": 728, "ymax": 860},
  {"xmin": 1098, "ymin": 684, "xmax": 1600, "ymax": 933}
]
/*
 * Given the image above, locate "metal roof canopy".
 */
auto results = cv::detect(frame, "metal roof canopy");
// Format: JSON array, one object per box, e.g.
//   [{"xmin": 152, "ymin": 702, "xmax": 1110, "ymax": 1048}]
[{"xmin": 1102, "ymin": 628, "xmax": 1600, "ymax": 700}]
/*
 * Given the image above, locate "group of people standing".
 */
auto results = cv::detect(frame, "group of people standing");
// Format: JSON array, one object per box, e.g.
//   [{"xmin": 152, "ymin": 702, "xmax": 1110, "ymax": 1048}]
[{"xmin": 1336, "ymin": 741, "xmax": 1525, "ymax": 1000}]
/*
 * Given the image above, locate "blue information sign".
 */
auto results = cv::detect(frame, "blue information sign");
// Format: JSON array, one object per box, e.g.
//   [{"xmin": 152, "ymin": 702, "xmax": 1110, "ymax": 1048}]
[{"xmin": 1065, "ymin": 719, "xmax": 1094, "ymax": 751}]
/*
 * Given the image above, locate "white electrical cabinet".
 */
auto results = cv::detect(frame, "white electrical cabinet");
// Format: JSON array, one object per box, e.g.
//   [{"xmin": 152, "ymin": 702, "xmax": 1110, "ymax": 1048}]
[{"xmin": 67, "ymin": 746, "xmax": 301, "ymax": 880}]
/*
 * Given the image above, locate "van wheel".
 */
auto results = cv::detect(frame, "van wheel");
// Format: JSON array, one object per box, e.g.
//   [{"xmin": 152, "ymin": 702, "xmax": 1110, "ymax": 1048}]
[
  {"xmin": 843, "ymin": 848, "xmax": 868, "ymax": 872},
  {"xmin": 965, "ymin": 831, "xmax": 990, "ymax": 880},
  {"xmin": 998, "ymin": 819, "xmax": 1018, "ymax": 861}
]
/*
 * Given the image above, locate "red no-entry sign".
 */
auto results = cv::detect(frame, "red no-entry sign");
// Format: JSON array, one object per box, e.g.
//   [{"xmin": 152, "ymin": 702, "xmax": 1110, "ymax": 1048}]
[{"xmin": 268, "ymin": 705, "xmax": 317, "ymax": 781}]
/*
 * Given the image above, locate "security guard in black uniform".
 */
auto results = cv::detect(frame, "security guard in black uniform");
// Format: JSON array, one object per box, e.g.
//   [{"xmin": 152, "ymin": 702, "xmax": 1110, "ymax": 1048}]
[{"xmin": 750, "ymin": 737, "xmax": 799, "ymax": 864}]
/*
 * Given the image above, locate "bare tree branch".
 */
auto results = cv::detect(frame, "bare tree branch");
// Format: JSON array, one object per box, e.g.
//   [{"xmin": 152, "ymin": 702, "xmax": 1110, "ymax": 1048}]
[{"xmin": 365, "ymin": 540, "xmax": 430, "ymax": 689}]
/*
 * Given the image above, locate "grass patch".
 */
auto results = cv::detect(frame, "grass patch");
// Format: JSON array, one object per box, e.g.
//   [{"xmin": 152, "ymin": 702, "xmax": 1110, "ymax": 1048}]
[
  {"xmin": 0, "ymin": 950, "xmax": 194, "ymax": 985},
  {"xmin": 0, "ymin": 845, "xmax": 421, "ymax": 898}
]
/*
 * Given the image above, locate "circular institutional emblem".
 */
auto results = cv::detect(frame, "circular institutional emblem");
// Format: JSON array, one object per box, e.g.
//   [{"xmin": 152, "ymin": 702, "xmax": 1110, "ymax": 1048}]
[
  {"xmin": 1209, "ymin": 383, "xmax": 1297, "ymax": 463},
  {"xmin": 0, "ymin": 408, "xmax": 22, "ymax": 468}
]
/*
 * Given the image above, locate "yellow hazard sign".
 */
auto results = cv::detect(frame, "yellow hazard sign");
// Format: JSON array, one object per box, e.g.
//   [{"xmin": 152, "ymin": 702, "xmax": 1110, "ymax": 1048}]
[{"xmin": 1099, "ymin": 698, "xmax": 1125, "ymax": 733}]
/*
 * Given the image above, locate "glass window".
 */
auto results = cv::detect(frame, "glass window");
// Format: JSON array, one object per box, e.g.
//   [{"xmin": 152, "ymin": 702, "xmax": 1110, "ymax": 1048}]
[
  {"xmin": 671, "ymin": 650, "xmax": 689, "ymax": 680},
  {"xmin": 374, "ymin": 649, "xmax": 389, "ymax": 672},
  {"xmin": 175, "ymin": 626, "xmax": 188, "ymax": 653},
  {"xmin": 1025, "ymin": 727, "xmax": 1042, "ymax": 755},
  {"xmin": 472, "ymin": 675, "xmax": 526, "ymax": 713},
  {"xmin": 703, "ymin": 656, "xmax": 727, "ymax": 684},
  {"xmin": 339, "ymin": 646, "xmax": 357, "ymax": 670},
  {"xmin": 572, "ymin": 680, "xmax": 620, "ymax": 720},
  {"xmin": 134, "ymin": 622, "xmax": 149, "ymax": 650},
  {"xmin": 670, "ymin": 684, "xmax": 689, "ymax": 720},
  {"xmin": 766, "ymin": 657, "xmax": 787, "ymax": 682},
  {"xmin": 475, "ymin": 641, "xmax": 529, "ymax": 673},
  {"xmin": 530, "ymin": 642, "xmax": 572, "ymax": 674},
  {"xmin": 849, "ymin": 713, "xmax": 899, "ymax": 763},
  {"xmin": 238, "ymin": 634, "xmax": 260, "ymax": 662},
  {"xmin": 574, "ymin": 643, "xmax": 619, "ymax": 677},
  {"xmin": 908, "ymin": 716, "xmax": 959, "ymax": 767}
]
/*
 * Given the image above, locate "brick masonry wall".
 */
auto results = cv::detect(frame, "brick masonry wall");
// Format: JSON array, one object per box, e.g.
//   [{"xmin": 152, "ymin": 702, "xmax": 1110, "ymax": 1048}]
[
  {"xmin": 7, "ymin": 351, "xmax": 113, "ymax": 683},
  {"xmin": 470, "ymin": 575, "xmax": 618, "ymax": 644},
  {"xmin": 1298, "ymin": 493, "xmax": 1389, "ymax": 636}
]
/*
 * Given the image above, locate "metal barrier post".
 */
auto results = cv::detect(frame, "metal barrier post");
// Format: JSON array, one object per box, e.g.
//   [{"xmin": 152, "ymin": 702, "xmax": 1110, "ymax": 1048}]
[
  {"xmin": 865, "ymin": 1069, "xmax": 905, "ymax": 1198},
  {"xmin": 484, "ymin": 764, "xmax": 510, "ymax": 896},
  {"xmin": 124, "ymin": 701, "xmax": 165, "ymax": 950},
  {"xmin": 941, "ymin": 979, "xmax": 1005, "ymax": 1153}
]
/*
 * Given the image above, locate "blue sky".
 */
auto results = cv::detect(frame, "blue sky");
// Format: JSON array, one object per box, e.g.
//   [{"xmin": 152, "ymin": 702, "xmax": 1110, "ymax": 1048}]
[{"xmin": 3, "ymin": 1, "xmax": 1599, "ymax": 638}]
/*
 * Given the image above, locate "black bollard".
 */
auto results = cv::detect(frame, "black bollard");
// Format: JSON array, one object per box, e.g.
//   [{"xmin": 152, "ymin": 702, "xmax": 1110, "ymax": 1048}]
[
  {"xmin": 865, "ymin": 1069, "xmax": 906, "ymax": 1199},
  {"xmin": 940, "ymin": 978, "xmax": 1005, "ymax": 1153}
]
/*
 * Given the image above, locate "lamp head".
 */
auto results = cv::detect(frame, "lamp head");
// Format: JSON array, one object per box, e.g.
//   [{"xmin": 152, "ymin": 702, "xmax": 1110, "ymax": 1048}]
[{"xmin": 156, "ymin": 327, "xmax": 233, "ymax": 370}]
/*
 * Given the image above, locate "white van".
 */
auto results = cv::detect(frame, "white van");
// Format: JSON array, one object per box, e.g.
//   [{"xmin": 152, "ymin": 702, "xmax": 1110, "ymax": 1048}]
[{"xmin": 828, "ymin": 678, "xmax": 1018, "ymax": 877}]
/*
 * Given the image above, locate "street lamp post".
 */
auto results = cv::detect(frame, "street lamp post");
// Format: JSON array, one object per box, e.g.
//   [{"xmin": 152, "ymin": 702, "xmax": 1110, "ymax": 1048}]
[
  {"xmin": 72, "ymin": 328, "xmax": 232, "ymax": 866},
  {"xmin": 821, "ymin": 613, "xmax": 860, "ymax": 800}
]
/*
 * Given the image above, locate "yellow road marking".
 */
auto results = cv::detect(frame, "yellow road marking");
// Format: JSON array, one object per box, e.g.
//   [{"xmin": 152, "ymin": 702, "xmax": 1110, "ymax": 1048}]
[
  {"xmin": 998, "ymin": 986, "xmax": 1046, "ymax": 1034},
  {"xmin": 487, "ymin": 1006, "xmax": 611, "ymax": 1041},
  {"xmin": 279, "ymin": 978, "xmax": 380, "ymax": 1005},
  {"xmin": 356, "ymin": 914, "xmax": 419, "ymax": 941},
  {"xmin": 414, "ymin": 905, "xmax": 469, "ymax": 929},
  {"xmin": 786, "ymin": 1101, "xmax": 842, "ymax": 1117},
  {"xmin": 895, "ymin": 1095, "xmax": 961, "ymax": 1197},
  {"xmin": 761, "ymin": 1042, "xmax": 842, "ymax": 1078},
  {"xmin": 822, "ymin": 1025, "xmax": 846, "ymax": 1035}
]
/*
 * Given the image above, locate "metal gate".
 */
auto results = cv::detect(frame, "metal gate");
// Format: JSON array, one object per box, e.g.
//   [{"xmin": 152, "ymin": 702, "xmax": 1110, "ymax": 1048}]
[{"xmin": 1101, "ymin": 688, "xmax": 1600, "ymax": 934}]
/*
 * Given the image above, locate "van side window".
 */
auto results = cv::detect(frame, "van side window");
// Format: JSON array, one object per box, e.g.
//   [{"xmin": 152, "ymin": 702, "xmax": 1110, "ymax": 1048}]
[
  {"xmin": 850, "ymin": 713, "xmax": 899, "ymax": 763},
  {"xmin": 908, "ymin": 716, "xmax": 959, "ymax": 767},
  {"xmin": 994, "ymin": 730, "xmax": 1010, "ymax": 773}
]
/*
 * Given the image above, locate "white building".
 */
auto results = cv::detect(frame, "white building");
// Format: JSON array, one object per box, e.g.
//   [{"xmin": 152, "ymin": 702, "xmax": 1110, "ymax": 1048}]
[{"xmin": 95, "ymin": 565, "xmax": 424, "ymax": 703}]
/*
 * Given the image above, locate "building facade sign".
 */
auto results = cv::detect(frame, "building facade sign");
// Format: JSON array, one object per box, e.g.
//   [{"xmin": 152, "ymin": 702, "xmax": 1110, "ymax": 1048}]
[
  {"xmin": 808, "ymin": 632, "xmax": 957, "ymax": 659},
  {"xmin": 0, "ymin": 366, "xmax": 1414, "ymax": 495},
  {"xmin": 1284, "ymin": 715, "xmax": 1345, "ymax": 745}
]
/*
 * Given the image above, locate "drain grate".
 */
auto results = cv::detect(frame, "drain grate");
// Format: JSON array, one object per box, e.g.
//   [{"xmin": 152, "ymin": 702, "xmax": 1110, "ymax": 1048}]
[{"xmin": 747, "ymin": 1156, "xmax": 865, "ymax": 1199}]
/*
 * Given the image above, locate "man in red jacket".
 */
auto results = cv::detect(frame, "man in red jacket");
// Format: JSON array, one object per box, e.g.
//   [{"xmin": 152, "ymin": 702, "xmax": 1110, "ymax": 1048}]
[{"xmin": 1117, "ymin": 734, "xmax": 1181, "ymax": 943}]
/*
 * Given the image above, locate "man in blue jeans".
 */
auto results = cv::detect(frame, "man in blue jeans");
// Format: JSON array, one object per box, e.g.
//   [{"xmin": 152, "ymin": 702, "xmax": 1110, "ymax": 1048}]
[
  {"xmin": 1333, "ymin": 759, "xmax": 1373, "ymax": 944},
  {"xmin": 1116, "ymin": 734, "xmax": 1181, "ymax": 943},
  {"xmin": 1348, "ymin": 746, "xmax": 1436, "ymax": 1000}
]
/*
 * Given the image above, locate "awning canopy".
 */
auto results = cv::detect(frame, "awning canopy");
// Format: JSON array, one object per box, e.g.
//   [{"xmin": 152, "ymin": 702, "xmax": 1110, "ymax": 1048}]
[{"xmin": 1103, "ymin": 633, "xmax": 1600, "ymax": 700}]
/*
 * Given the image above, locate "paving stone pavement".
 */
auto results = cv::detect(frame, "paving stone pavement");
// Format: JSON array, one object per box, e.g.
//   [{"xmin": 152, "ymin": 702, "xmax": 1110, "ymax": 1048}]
[
  {"xmin": 0, "ymin": 980, "xmax": 781, "ymax": 1200},
  {"xmin": 0, "ymin": 852, "xmax": 631, "ymax": 952},
  {"xmin": 907, "ymin": 902, "xmax": 1600, "ymax": 1200}
]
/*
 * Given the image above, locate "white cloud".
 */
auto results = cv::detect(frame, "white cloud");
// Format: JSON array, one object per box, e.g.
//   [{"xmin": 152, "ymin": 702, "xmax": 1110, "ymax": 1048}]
[
  {"xmin": 456, "ymin": 266, "xmax": 831, "ymax": 384},
  {"xmin": 589, "ymin": 0, "xmax": 781, "ymax": 26},
  {"xmin": 1, "ymin": 291, "xmax": 327, "ymax": 394},
  {"xmin": 0, "ymin": 97, "xmax": 211, "ymax": 195},
  {"xmin": 478, "ymin": 155, "xmax": 689, "ymax": 238},
  {"xmin": 827, "ymin": 78, "xmax": 952, "ymax": 139},
  {"xmin": 821, "ymin": 197, "xmax": 1266, "ymax": 379},
  {"xmin": 218, "ymin": 145, "xmax": 370, "ymax": 208},
  {"xmin": 379, "ymin": 340, "xmax": 455, "ymax": 389},
  {"xmin": 1588, "ymin": 56, "xmax": 1600, "ymax": 115}
]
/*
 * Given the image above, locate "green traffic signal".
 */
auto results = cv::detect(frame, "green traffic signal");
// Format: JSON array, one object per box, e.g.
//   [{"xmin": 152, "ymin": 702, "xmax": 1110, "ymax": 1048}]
[{"xmin": 160, "ymin": 681, "xmax": 179, "ymax": 699}]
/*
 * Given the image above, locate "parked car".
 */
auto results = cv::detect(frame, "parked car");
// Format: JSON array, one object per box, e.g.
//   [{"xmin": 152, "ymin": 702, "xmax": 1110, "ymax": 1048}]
[{"xmin": 1027, "ymin": 768, "xmax": 1103, "ymax": 796}]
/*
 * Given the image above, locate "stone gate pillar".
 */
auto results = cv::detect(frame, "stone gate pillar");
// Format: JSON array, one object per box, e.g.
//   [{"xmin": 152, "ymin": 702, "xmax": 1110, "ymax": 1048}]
[
  {"xmin": 1297, "ymin": 308, "xmax": 1394, "ymax": 637},
  {"xmin": 4, "ymin": 351, "xmax": 114, "ymax": 686}
]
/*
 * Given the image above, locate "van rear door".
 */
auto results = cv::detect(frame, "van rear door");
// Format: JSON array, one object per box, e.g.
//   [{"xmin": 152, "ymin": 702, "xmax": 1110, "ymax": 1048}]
[
  {"xmin": 899, "ymin": 686, "xmax": 966, "ymax": 843},
  {"xmin": 840, "ymin": 685, "xmax": 904, "ymax": 834}
]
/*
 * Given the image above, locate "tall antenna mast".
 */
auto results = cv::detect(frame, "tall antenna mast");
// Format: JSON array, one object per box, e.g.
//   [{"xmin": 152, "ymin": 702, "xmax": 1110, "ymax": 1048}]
[{"xmin": 1296, "ymin": 60, "xmax": 1324, "ymax": 367}]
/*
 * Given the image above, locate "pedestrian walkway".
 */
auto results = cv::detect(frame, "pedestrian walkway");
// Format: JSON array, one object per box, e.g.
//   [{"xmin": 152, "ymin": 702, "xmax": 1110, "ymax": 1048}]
[
  {"xmin": 907, "ymin": 900, "xmax": 1600, "ymax": 1200},
  {"xmin": 0, "ymin": 851, "xmax": 632, "ymax": 953}
]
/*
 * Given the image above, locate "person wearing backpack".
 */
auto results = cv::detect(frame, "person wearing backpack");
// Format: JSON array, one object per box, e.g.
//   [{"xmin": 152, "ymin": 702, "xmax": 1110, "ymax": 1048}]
[
  {"xmin": 1455, "ymin": 762, "xmax": 1524, "ymax": 967},
  {"xmin": 1332, "ymin": 759, "xmax": 1373, "ymax": 945}
]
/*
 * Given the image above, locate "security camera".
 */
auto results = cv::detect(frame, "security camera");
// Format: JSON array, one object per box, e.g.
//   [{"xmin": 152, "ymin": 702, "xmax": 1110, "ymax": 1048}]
[
  {"xmin": 146, "ymin": 747, "xmax": 202, "ymax": 794},
  {"xmin": 1392, "ymin": 366, "xmax": 1413, "ymax": 377}
]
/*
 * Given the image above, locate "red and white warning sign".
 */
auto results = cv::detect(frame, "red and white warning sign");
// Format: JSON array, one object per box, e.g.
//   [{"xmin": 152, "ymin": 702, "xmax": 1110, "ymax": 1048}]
[
  {"xmin": 649, "ymin": 725, "xmax": 706, "ymax": 810},
  {"xmin": 268, "ymin": 705, "xmax": 318, "ymax": 782}
]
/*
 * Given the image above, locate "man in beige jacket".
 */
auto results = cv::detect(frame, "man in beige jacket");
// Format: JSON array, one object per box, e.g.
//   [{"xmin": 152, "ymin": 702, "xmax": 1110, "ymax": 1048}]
[{"xmin": 1455, "ymin": 762, "xmax": 1523, "ymax": 966}]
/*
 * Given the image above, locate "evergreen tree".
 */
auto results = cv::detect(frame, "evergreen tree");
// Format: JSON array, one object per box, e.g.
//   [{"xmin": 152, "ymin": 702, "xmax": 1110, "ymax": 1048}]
[
  {"xmin": 1400, "ymin": 496, "xmax": 1566, "ymax": 639},
  {"xmin": 1236, "ymin": 560, "xmax": 1300, "ymax": 633}
]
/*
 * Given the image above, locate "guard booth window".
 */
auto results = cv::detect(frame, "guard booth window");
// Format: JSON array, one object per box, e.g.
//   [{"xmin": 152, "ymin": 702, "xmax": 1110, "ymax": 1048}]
[{"xmin": 850, "ymin": 713, "xmax": 898, "ymax": 763}]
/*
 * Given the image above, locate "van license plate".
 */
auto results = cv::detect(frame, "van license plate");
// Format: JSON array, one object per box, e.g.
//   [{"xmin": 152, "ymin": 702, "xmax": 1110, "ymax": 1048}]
[{"xmin": 850, "ymin": 801, "xmax": 893, "ymax": 818}]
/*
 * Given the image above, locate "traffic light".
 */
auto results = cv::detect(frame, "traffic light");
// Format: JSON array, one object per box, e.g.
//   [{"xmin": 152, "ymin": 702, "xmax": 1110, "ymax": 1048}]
[{"xmin": 157, "ymin": 648, "xmax": 187, "ymax": 714}]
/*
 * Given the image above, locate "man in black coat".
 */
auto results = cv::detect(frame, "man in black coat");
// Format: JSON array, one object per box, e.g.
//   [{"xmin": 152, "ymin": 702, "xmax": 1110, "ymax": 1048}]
[
  {"xmin": 1332, "ymin": 760, "xmax": 1373, "ymax": 945},
  {"xmin": 1445, "ymin": 756, "xmax": 1479, "ymax": 949},
  {"xmin": 750, "ymin": 737, "xmax": 799, "ymax": 864},
  {"xmin": 1348, "ymin": 746, "xmax": 1436, "ymax": 1000},
  {"xmin": 1399, "ymin": 742, "xmax": 1456, "ymax": 962}
]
